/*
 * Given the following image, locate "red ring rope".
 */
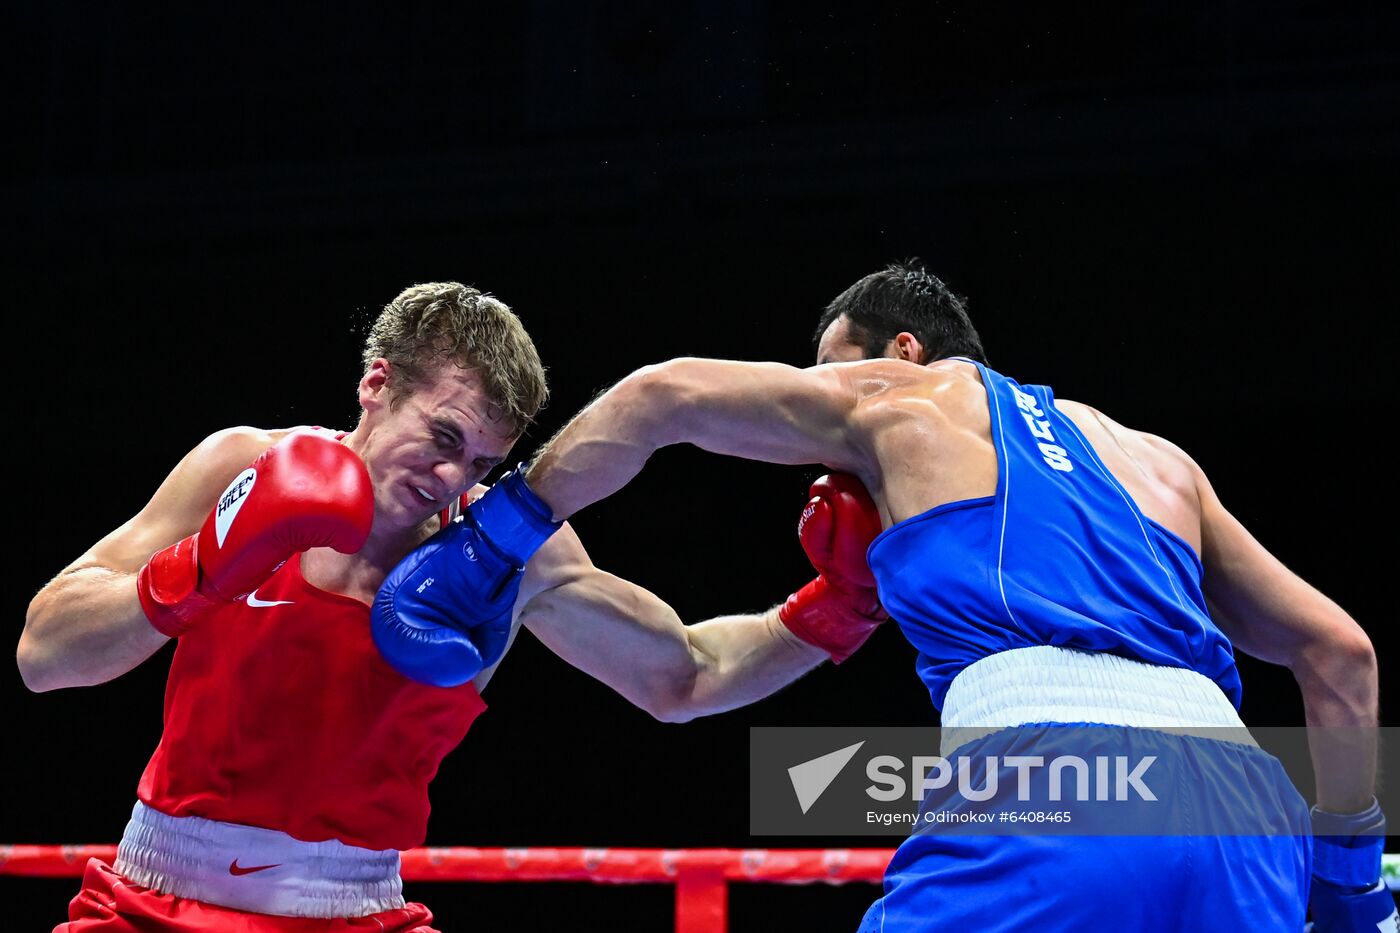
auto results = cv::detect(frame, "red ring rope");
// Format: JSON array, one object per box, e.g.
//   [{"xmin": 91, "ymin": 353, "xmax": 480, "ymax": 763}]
[
  {"xmin": 1, "ymin": 845, "xmax": 893, "ymax": 881},
  {"xmin": 1, "ymin": 845, "xmax": 896, "ymax": 933}
]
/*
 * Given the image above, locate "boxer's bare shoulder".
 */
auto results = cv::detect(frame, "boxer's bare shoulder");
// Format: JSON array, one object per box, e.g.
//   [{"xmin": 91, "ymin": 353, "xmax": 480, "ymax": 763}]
[
  {"xmin": 842, "ymin": 358, "xmax": 999, "ymax": 523},
  {"xmin": 846, "ymin": 357, "xmax": 991, "ymax": 430},
  {"xmin": 1055, "ymin": 401, "xmax": 1203, "ymax": 553}
]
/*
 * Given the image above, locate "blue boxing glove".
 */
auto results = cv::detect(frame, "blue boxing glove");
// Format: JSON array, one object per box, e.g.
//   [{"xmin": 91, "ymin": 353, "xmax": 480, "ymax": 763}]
[
  {"xmin": 372, "ymin": 466, "xmax": 561, "ymax": 688},
  {"xmin": 1307, "ymin": 799, "xmax": 1398, "ymax": 933}
]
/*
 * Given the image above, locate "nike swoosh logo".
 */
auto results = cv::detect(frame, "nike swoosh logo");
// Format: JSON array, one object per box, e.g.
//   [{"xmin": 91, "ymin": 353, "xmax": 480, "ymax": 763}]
[
  {"xmin": 229, "ymin": 859, "xmax": 281, "ymax": 876},
  {"xmin": 246, "ymin": 589, "xmax": 293, "ymax": 608}
]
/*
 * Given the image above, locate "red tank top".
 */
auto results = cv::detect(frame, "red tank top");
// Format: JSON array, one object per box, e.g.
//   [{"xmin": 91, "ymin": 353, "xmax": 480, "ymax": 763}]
[{"xmin": 138, "ymin": 551, "xmax": 486, "ymax": 851}]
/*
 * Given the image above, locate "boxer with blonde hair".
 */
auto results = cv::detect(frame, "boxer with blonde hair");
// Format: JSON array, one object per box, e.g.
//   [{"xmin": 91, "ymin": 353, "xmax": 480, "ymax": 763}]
[{"xmin": 22, "ymin": 281, "xmax": 883, "ymax": 932}]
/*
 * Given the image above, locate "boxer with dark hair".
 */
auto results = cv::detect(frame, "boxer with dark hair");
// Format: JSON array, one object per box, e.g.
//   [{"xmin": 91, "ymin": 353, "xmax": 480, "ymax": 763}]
[
  {"xmin": 813, "ymin": 260, "xmax": 987, "ymax": 364},
  {"xmin": 427, "ymin": 263, "xmax": 1387, "ymax": 931},
  {"xmin": 21, "ymin": 281, "xmax": 884, "ymax": 932}
]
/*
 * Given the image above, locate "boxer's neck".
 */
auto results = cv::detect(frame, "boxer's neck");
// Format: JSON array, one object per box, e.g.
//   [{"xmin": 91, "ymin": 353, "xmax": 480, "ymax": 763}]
[{"xmin": 299, "ymin": 515, "xmax": 440, "ymax": 606}]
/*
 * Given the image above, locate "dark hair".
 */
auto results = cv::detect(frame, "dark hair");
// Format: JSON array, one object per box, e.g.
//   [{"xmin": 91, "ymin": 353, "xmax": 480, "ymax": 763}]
[{"xmin": 814, "ymin": 261, "xmax": 987, "ymax": 364}]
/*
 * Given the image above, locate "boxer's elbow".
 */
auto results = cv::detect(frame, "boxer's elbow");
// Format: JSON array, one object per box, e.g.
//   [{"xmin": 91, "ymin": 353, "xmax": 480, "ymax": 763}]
[
  {"xmin": 15, "ymin": 642, "xmax": 42, "ymax": 692},
  {"xmin": 17, "ymin": 635, "xmax": 123, "ymax": 693},
  {"xmin": 623, "ymin": 360, "xmax": 705, "ymax": 448},
  {"xmin": 19, "ymin": 593, "xmax": 99, "ymax": 692},
  {"xmin": 646, "ymin": 696, "xmax": 700, "ymax": 724},
  {"xmin": 638, "ymin": 663, "xmax": 702, "ymax": 724},
  {"xmin": 1296, "ymin": 618, "xmax": 1376, "ymax": 685},
  {"xmin": 17, "ymin": 657, "xmax": 63, "ymax": 693},
  {"xmin": 17, "ymin": 613, "xmax": 62, "ymax": 693},
  {"xmin": 1292, "ymin": 618, "xmax": 1378, "ymax": 725}
]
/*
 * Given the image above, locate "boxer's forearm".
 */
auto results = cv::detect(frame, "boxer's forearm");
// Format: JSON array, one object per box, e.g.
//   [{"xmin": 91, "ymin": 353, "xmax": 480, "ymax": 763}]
[
  {"xmin": 669, "ymin": 608, "xmax": 826, "ymax": 722},
  {"xmin": 20, "ymin": 566, "xmax": 170, "ymax": 691},
  {"xmin": 1196, "ymin": 466, "xmax": 1380, "ymax": 814},
  {"xmin": 519, "ymin": 568, "xmax": 823, "ymax": 722},
  {"xmin": 518, "ymin": 565, "xmax": 702, "ymax": 719},
  {"xmin": 1292, "ymin": 639, "xmax": 1378, "ymax": 814}
]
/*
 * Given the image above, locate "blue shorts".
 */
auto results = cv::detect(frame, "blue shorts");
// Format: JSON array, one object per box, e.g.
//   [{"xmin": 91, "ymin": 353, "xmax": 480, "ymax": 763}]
[{"xmin": 858, "ymin": 726, "xmax": 1311, "ymax": 932}]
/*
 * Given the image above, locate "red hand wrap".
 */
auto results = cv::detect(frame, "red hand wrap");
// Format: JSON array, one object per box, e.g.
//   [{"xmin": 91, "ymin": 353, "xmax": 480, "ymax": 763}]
[
  {"xmin": 778, "ymin": 473, "xmax": 887, "ymax": 663},
  {"xmin": 136, "ymin": 431, "xmax": 374, "ymax": 636},
  {"xmin": 137, "ymin": 535, "xmax": 215, "ymax": 637}
]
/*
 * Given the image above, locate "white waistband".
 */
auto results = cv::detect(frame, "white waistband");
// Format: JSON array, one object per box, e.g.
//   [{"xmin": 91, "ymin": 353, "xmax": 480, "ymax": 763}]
[
  {"xmin": 939, "ymin": 646, "xmax": 1253, "ymax": 755},
  {"xmin": 114, "ymin": 801, "xmax": 404, "ymax": 919}
]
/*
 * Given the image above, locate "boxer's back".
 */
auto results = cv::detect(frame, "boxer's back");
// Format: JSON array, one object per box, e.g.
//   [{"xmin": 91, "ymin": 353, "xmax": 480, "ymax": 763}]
[{"xmin": 852, "ymin": 357, "xmax": 1240, "ymax": 710}]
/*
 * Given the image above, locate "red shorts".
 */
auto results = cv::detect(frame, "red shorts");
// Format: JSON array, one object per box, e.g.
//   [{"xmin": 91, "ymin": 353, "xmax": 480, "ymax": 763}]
[{"xmin": 56, "ymin": 860, "xmax": 439, "ymax": 933}]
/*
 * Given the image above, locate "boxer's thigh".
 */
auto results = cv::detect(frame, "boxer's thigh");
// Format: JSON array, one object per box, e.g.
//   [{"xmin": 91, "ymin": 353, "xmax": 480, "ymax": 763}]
[
  {"xmin": 54, "ymin": 860, "xmax": 140, "ymax": 933},
  {"xmin": 1175, "ymin": 833, "xmax": 1308, "ymax": 930},
  {"xmin": 343, "ymin": 903, "xmax": 439, "ymax": 933},
  {"xmin": 1173, "ymin": 745, "xmax": 1310, "ymax": 930},
  {"xmin": 860, "ymin": 833, "xmax": 1190, "ymax": 933}
]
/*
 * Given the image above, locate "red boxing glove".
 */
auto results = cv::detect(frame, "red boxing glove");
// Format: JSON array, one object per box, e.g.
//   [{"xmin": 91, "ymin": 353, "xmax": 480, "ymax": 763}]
[
  {"xmin": 138, "ymin": 431, "xmax": 375, "ymax": 636},
  {"xmin": 778, "ymin": 473, "xmax": 887, "ymax": 663}
]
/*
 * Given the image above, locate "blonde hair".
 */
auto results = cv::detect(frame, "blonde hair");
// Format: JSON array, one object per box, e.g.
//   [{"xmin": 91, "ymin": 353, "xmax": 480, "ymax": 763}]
[{"xmin": 363, "ymin": 282, "xmax": 548, "ymax": 431}]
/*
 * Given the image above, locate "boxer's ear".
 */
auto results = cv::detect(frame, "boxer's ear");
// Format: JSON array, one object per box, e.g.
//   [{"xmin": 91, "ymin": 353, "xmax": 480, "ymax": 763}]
[
  {"xmin": 359, "ymin": 358, "xmax": 393, "ymax": 411},
  {"xmin": 891, "ymin": 332, "xmax": 926, "ymax": 363}
]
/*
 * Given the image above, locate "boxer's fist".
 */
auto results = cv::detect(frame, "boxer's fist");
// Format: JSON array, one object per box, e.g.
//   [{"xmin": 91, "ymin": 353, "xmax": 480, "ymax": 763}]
[
  {"xmin": 138, "ymin": 431, "xmax": 374, "ymax": 636},
  {"xmin": 1308, "ymin": 799, "xmax": 1398, "ymax": 932},
  {"xmin": 778, "ymin": 474, "xmax": 887, "ymax": 663},
  {"xmin": 371, "ymin": 467, "xmax": 561, "ymax": 688}
]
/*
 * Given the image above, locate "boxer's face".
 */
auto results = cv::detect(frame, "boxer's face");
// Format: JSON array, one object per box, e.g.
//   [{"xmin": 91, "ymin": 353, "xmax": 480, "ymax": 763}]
[{"xmin": 358, "ymin": 360, "xmax": 519, "ymax": 528}]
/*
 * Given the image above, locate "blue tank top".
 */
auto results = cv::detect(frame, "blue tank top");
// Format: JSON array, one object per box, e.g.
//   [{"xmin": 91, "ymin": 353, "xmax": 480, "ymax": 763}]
[{"xmin": 866, "ymin": 360, "xmax": 1241, "ymax": 711}]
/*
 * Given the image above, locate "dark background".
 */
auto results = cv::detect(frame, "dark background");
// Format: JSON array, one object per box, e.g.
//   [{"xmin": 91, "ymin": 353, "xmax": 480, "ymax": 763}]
[{"xmin": 7, "ymin": 3, "xmax": 1397, "ymax": 930}]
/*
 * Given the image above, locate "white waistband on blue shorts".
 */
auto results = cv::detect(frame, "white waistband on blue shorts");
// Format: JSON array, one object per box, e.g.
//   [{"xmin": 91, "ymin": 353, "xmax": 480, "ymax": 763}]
[
  {"xmin": 938, "ymin": 646, "xmax": 1254, "ymax": 756},
  {"xmin": 113, "ymin": 800, "xmax": 405, "ymax": 919}
]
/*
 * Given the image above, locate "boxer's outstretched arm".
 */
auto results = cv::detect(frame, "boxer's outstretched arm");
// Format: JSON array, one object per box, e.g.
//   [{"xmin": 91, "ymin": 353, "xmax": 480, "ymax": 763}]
[
  {"xmin": 19, "ymin": 428, "xmax": 277, "ymax": 691},
  {"xmin": 514, "ymin": 524, "xmax": 825, "ymax": 721},
  {"xmin": 527, "ymin": 358, "xmax": 878, "ymax": 519},
  {"xmin": 1194, "ymin": 461, "xmax": 1378, "ymax": 814}
]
